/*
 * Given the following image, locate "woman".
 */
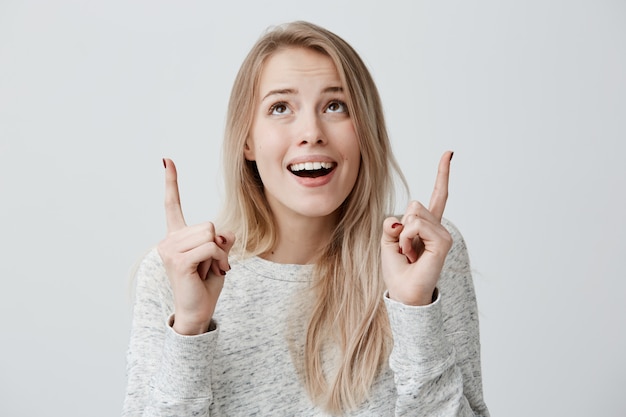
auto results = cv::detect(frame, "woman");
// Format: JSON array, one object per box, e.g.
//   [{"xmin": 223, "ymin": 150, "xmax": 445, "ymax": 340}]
[{"xmin": 123, "ymin": 21, "xmax": 489, "ymax": 416}]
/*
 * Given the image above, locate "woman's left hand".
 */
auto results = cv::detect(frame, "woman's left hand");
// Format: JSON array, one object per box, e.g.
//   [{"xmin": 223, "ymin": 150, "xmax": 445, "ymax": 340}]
[{"xmin": 381, "ymin": 151, "xmax": 454, "ymax": 306}]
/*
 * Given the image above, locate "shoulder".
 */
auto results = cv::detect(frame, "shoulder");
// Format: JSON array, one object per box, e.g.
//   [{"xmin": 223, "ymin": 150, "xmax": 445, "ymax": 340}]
[
  {"xmin": 437, "ymin": 219, "xmax": 479, "ymax": 322},
  {"xmin": 439, "ymin": 218, "xmax": 475, "ymax": 297},
  {"xmin": 133, "ymin": 247, "xmax": 167, "ymax": 285},
  {"xmin": 440, "ymin": 217, "xmax": 471, "ymax": 267},
  {"xmin": 131, "ymin": 247, "xmax": 173, "ymax": 307},
  {"xmin": 441, "ymin": 217, "xmax": 467, "ymax": 247}
]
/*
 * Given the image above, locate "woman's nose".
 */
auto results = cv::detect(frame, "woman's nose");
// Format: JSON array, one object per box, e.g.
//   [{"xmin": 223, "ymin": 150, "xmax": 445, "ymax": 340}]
[{"xmin": 297, "ymin": 111, "xmax": 326, "ymax": 145}]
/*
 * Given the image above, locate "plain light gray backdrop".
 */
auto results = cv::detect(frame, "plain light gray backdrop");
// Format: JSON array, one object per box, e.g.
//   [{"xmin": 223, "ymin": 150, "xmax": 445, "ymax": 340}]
[{"xmin": 1, "ymin": 0, "xmax": 624, "ymax": 416}]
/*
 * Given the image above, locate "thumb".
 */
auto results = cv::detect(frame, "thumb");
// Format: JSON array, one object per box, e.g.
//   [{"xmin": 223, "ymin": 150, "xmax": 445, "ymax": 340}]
[
  {"xmin": 215, "ymin": 231, "xmax": 236, "ymax": 254},
  {"xmin": 381, "ymin": 217, "xmax": 403, "ymax": 246}
]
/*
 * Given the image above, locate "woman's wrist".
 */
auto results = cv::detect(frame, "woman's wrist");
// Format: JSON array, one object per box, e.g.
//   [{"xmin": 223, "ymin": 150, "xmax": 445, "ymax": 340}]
[
  {"xmin": 171, "ymin": 315, "xmax": 211, "ymax": 336},
  {"xmin": 387, "ymin": 287, "xmax": 437, "ymax": 306}
]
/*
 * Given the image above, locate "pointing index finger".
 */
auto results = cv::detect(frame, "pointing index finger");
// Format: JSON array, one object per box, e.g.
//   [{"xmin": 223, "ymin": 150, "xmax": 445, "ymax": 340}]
[
  {"xmin": 163, "ymin": 158, "xmax": 186, "ymax": 232},
  {"xmin": 428, "ymin": 151, "xmax": 453, "ymax": 222}
]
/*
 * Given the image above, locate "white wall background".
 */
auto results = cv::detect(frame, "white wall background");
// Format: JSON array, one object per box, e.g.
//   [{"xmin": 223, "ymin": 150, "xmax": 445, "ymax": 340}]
[{"xmin": 1, "ymin": 1, "xmax": 624, "ymax": 416}]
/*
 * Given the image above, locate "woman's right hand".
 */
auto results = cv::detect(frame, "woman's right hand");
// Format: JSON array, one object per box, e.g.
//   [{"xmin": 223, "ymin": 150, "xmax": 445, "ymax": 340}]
[{"xmin": 156, "ymin": 158, "xmax": 235, "ymax": 335}]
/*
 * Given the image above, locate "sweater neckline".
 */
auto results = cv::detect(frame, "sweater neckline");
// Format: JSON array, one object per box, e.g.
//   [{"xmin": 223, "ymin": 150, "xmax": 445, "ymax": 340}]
[{"xmin": 236, "ymin": 255, "xmax": 314, "ymax": 282}]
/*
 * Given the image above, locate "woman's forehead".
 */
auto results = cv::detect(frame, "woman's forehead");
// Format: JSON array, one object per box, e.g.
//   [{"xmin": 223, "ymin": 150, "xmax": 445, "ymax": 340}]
[{"xmin": 258, "ymin": 47, "xmax": 342, "ymax": 92}]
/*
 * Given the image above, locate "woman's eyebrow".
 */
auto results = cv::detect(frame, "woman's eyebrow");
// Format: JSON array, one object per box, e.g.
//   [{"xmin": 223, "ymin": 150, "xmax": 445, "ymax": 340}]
[
  {"xmin": 262, "ymin": 88, "xmax": 296, "ymax": 101},
  {"xmin": 261, "ymin": 86, "xmax": 344, "ymax": 101},
  {"xmin": 323, "ymin": 86, "xmax": 343, "ymax": 94}
]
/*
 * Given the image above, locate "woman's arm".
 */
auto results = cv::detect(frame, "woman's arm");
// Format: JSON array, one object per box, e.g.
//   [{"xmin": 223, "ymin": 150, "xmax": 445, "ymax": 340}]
[
  {"xmin": 380, "ymin": 152, "xmax": 489, "ymax": 415},
  {"xmin": 384, "ymin": 220, "xmax": 489, "ymax": 416},
  {"xmin": 122, "ymin": 249, "xmax": 218, "ymax": 417},
  {"xmin": 123, "ymin": 158, "xmax": 236, "ymax": 416}
]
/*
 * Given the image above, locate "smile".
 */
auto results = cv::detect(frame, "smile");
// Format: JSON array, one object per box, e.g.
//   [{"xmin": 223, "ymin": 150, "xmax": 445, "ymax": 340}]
[{"xmin": 288, "ymin": 161, "xmax": 336, "ymax": 178}]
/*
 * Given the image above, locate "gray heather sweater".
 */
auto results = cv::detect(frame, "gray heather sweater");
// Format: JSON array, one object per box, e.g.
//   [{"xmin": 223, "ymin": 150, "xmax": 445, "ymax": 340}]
[{"xmin": 123, "ymin": 220, "xmax": 489, "ymax": 416}]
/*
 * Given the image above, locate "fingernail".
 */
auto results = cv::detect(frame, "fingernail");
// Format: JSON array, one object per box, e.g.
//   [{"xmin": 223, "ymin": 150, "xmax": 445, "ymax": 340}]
[
  {"xmin": 449, "ymin": 151, "xmax": 454, "ymax": 161},
  {"xmin": 398, "ymin": 247, "xmax": 403, "ymax": 254},
  {"xmin": 218, "ymin": 235, "xmax": 227, "ymax": 245},
  {"xmin": 219, "ymin": 269, "xmax": 227, "ymax": 276},
  {"xmin": 391, "ymin": 222, "xmax": 402, "ymax": 229},
  {"xmin": 162, "ymin": 158, "xmax": 166, "ymax": 169}
]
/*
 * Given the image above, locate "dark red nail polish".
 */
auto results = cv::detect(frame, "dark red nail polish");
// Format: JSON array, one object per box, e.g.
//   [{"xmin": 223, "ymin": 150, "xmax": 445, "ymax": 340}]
[
  {"xmin": 219, "ymin": 269, "xmax": 227, "ymax": 276},
  {"xmin": 162, "ymin": 158, "xmax": 166, "ymax": 168},
  {"xmin": 391, "ymin": 222, "xmax": 402, "ymax": 229},
  {"xmin": 449, "ymin": 152, "xmax": 454, "ymax": 161},
  {"xmin": 218, "ymin": 235, "xmax": 227, "ymax": 245}
]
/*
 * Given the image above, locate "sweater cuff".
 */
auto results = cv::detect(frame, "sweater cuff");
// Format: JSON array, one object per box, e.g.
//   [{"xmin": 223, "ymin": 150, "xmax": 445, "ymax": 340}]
[
  {"xmin": 152, "ymin": 314, "xmax": 218, "ymax": 399},
  {"xmin": 383, "ymin": 290, "xmax": 454, "ymax": 375}
]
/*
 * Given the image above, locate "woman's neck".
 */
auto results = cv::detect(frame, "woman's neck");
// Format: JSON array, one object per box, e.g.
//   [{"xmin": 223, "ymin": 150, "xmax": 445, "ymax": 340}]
[{"xmin": 261, "ymin": 212, "xmax": 338, "ymax": 265}]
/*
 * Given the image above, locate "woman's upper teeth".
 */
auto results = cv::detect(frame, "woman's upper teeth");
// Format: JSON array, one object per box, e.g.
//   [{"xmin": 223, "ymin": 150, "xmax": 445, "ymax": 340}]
[{"xmin": 290, "ymin": 162, "xmax": 334, "ymax": 171}]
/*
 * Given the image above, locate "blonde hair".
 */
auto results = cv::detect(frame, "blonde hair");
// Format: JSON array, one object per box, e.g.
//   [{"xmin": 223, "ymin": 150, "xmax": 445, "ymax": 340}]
[{"xmin": 219, "ymin": 21, "xmax": 408, "ymax": 414}]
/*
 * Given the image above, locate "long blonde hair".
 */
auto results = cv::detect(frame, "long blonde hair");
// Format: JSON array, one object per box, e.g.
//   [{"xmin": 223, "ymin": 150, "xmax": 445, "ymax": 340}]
[{"xmin": 219, "ymin": 21, "xmax": 408, "ymax": 414}]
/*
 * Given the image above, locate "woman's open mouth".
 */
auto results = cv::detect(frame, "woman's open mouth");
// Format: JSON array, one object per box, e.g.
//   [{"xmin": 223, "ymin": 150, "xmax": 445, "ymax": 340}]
[{"xmin": 288, "ymin": 162, "xmax": 336, "ymax": 178}]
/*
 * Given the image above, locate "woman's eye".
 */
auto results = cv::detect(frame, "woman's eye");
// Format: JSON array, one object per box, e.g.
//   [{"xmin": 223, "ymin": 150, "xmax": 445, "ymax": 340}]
[
  {"xmin": 325, "ymin": 100, "xmax": 348, "ymax": 114},
  {"xmin": 269, "ymin": 102, "xmax": 290, "ymax": 115}
]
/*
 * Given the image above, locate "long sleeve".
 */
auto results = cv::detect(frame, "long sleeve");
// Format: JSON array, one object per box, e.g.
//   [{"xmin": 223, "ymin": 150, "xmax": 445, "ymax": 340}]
[
  {"xmin": 122, "ymin": 226, "xmax": 489, "ymax": 416},
  {"xmin": 122, "ymin": 249, "xmax": 217, "ymax": 417},
  {"xmin": 384, "ymin": 220, "xmax": 489, "ymax": 417}
]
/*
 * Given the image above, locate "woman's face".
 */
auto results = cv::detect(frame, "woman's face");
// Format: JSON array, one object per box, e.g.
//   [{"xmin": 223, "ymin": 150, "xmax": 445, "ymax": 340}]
[{"xmin": 245, "ymin": 47, "xmax": 361, "ymax": 225}]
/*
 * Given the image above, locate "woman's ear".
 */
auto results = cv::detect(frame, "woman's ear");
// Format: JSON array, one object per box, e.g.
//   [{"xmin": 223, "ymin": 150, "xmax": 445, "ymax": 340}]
[{"xmin": 243, "ymin": 140, "xmax": 255, "ymax": 161}]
